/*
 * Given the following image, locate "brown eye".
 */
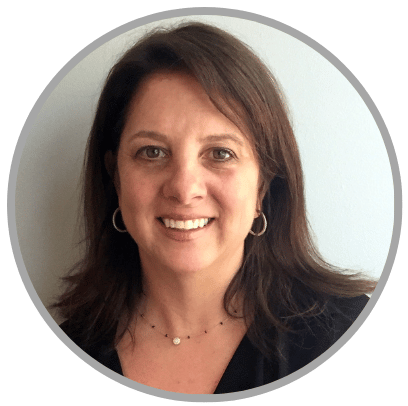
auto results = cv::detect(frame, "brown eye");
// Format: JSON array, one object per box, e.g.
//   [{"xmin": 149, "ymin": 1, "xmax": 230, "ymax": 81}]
[
  {"xmin": 138, "ymin": 146, "xmax": 166, "ymax": 159},
  {"xmin": 212, "ymin": 148, "xmax": 233, "ymax": 161},
  {"xmin": 145, "ymin": 147, "xmax": 161, "ymax": 158}
]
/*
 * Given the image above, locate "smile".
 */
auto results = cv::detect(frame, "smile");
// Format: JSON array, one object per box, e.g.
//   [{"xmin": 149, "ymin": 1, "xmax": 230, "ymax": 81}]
[{"xmin": 159, "ymin": 218, "xmax": 214, "ymax": 230}]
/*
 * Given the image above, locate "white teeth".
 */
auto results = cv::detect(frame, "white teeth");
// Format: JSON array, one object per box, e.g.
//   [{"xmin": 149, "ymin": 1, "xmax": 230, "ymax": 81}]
[{"xmin": 161, "ymin": 218, "xmax": 212, "ymax": 230}]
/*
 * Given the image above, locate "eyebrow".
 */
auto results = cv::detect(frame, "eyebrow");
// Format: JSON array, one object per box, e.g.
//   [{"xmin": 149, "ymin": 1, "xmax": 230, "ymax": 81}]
[
  {"xmin": 128, "ymin": 130, "xmax": 167, "ymax": 143},
  {"xmin": 199, "ymin": 134, "xmax": 244, "ymax": 147},
  {"xmin": 128, "ymin": 130, "xmax": 245, "ymax": 147}
]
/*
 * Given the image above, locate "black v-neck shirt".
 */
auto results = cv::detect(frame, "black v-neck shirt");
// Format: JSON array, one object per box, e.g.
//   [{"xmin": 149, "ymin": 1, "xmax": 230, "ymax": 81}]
[{"xmin": 60, "ymin": 295, "xmax": 369, "ymax": 393}]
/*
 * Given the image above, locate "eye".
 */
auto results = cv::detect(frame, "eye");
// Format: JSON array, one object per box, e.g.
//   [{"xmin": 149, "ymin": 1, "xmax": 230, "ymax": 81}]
[
  {"xmin": 137, "ymin": 146, "xmax": 167, "ymax": 160},
  {"xmin": 211, "ymin": 148, "xmax": 235, "ymax": 161}
]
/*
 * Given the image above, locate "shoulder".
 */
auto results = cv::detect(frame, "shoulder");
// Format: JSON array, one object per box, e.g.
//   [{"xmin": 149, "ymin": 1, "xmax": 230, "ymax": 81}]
[
  {"xmin": 278, "ymin": 295, "xmax": 370, "ymax": 376},
  {"xmin": 297, "ymin": 294, "xmax": 370, "ymax": 343},
  {"xmin": 59, "ymin": 319, "xmax": 121, "ymax": 373},
  {"xmin": 326, "ymin": 294, "xmax": 370, "ymax": 318},
  {"xmin": 59, "ymin": 319, "xmax": 81, "ymax": 347},
  {"xmin": 323, "ymin": 294, "xmax": 369, "ymax": 339},
  {"xmin": 59, "ymin": 319, "xmax": 106, "ymax": 354}
]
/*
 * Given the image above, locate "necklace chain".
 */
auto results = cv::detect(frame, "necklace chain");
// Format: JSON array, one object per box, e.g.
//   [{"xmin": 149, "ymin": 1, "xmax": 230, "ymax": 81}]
[{"xmin": 138, "ymin": 312, "xmax": 234, "ymax": 345}]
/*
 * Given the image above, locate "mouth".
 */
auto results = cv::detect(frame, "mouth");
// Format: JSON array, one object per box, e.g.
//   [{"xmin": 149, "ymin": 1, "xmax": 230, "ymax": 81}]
[{"xmin": 158, "ymin": 217, "xmax": 215, "ymax": 231}]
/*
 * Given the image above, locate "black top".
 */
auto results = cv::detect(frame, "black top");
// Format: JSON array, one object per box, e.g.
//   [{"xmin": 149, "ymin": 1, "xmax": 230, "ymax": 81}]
[{"xmin": 60, "ymin": 295, "xmax": 369, "ymax": 393}]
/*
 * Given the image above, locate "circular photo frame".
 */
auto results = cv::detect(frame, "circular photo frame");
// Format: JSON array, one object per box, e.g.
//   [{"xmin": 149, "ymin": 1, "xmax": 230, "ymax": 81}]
[{"xmin": 8, "ymin": 8, "xmax": 401, "ymax": 402}]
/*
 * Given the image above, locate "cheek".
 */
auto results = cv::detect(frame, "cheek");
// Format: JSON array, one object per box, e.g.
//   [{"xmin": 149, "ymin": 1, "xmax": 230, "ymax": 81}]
[
  {"xmin": 216, "ymin": 169, "xmax": 259, "ymax": 221},
  {"xmin": 237, "ymin": 167, "xmax": 260, "ymax": 203},
  {"xmin": 117, "ymin": 170, "xmax": 156, "ymax": 211}
]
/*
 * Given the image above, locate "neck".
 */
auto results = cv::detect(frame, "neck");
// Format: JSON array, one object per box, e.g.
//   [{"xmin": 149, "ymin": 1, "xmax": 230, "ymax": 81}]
[{"xmin": 136, "ymin": 260, "xmax": 243, "ymax": 337}]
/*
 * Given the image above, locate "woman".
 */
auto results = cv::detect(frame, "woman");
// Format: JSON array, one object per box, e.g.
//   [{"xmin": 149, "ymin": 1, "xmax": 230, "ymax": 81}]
[{"xmin": 54, "ymin": 22, "xmax": 376, "ymax": 394}]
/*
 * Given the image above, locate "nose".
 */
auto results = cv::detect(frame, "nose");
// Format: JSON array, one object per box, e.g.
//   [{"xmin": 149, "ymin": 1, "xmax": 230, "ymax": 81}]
[{"xmin": 162, "ymin": 159, "xmax": 206, "ymax": 205}]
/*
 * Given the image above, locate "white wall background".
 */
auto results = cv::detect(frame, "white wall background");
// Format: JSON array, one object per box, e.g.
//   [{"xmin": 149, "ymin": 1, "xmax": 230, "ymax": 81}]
[{"xmin": 14, "ymin": 15, "xmax": 394, "ymax": 320}]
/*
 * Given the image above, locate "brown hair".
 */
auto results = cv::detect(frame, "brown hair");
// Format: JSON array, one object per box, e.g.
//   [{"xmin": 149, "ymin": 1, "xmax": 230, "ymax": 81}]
[{"xmin": 52, "ymin": 22, "xmax": 376, "ymax": 357}]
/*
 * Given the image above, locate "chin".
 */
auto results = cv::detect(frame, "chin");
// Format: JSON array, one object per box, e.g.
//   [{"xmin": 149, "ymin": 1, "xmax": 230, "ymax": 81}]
[{"xmin": 162, "ymin": 256, "xmax": 212, "ymax": 275}]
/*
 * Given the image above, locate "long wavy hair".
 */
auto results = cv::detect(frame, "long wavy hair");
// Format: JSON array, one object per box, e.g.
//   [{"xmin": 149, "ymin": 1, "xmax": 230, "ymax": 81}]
[{"xmin": 52, "ymin": 22, "xmax": 376, "ymax": 358}]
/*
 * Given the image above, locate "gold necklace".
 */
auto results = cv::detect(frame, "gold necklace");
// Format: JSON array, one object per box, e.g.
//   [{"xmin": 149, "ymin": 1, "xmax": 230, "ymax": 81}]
[{"xmin": 138, "ymin": 312, "xmax": 233, "ymax": 345}]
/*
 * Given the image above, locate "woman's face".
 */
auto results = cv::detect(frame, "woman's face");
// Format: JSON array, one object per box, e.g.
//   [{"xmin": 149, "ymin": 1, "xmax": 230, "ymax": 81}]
[{"xmin": 115, "ymin": 72, "xmax": 261, "ymax": 276}]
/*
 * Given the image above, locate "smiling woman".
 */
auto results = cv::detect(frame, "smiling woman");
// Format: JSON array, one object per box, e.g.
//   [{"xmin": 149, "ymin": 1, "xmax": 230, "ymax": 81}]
[
  {"xmin": 52, "ymin": 22, "xmax": 377, "ymax": 394},
  {"xmin": 114, "ymin": 72, "xmax": 260, "ymax": 277}
]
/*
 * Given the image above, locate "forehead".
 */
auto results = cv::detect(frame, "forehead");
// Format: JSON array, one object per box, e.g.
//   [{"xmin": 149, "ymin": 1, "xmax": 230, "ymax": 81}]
[
  {"xmin": 121, "ymin": 71, "xmax": 254, "ymax": 146},
  {"xmin": 133, "ymin": 71, "xmax": 209, "ymax": 107}
]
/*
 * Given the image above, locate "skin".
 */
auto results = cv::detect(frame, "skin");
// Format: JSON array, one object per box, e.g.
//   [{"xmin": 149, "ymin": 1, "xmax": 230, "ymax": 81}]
[{"xmin": 112, "ymin": 72, "xmax": 262, "ymax": 393}]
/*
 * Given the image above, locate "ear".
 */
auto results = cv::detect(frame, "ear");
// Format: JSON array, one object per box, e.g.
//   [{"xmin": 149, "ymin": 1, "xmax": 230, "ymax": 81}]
[
  {"xmin": 104, "ymin": 150, "xmax": 114, "ymax": 177},
  {"xmin": 254, "ymin": 198, "xmax": 262, "ymax": 219},
  {"xmin": 254, "ymin": 179, "xmax": 268, "ymax": 218},
  {"xmin": 105, "ymin": 150, "xmax": 120, "ymax": 192}
]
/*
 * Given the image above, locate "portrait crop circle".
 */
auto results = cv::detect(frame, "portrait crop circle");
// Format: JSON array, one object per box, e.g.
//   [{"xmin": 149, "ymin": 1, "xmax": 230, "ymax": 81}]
[{"xmin": 8, "ymin": 7, "xmax": 401, "ymax": 402}]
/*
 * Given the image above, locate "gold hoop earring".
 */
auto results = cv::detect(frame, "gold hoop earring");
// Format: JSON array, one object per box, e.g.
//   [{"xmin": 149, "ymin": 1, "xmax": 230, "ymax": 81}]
[
  {"xmin": 249, "ymin": 212, "xmax": 267, "ymax": 236},
  {"xmin": 112, "ymin": 207, "xmax": 127, "ymax": 233}
]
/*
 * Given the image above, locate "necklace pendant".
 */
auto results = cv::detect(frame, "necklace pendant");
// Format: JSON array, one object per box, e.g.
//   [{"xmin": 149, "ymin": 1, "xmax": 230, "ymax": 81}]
[{"xmin": 172, "ymin": 337, "xmax": 181, "ymax": 345}]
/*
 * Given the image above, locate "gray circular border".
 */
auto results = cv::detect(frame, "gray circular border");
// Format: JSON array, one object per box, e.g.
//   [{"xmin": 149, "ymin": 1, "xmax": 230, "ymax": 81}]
[{"xmin": 7, "ymin": 6, "xmax": 402, "ymax": 403}]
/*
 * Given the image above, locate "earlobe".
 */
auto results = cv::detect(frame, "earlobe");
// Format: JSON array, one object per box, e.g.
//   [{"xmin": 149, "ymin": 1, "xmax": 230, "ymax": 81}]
[
  {"xmin": 256, "ymin": 179, "xmax": 268, "ymax": 218},
  {"xmin": 255, "ymin": 196, "xmax": 264, "ymax": 218}
]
